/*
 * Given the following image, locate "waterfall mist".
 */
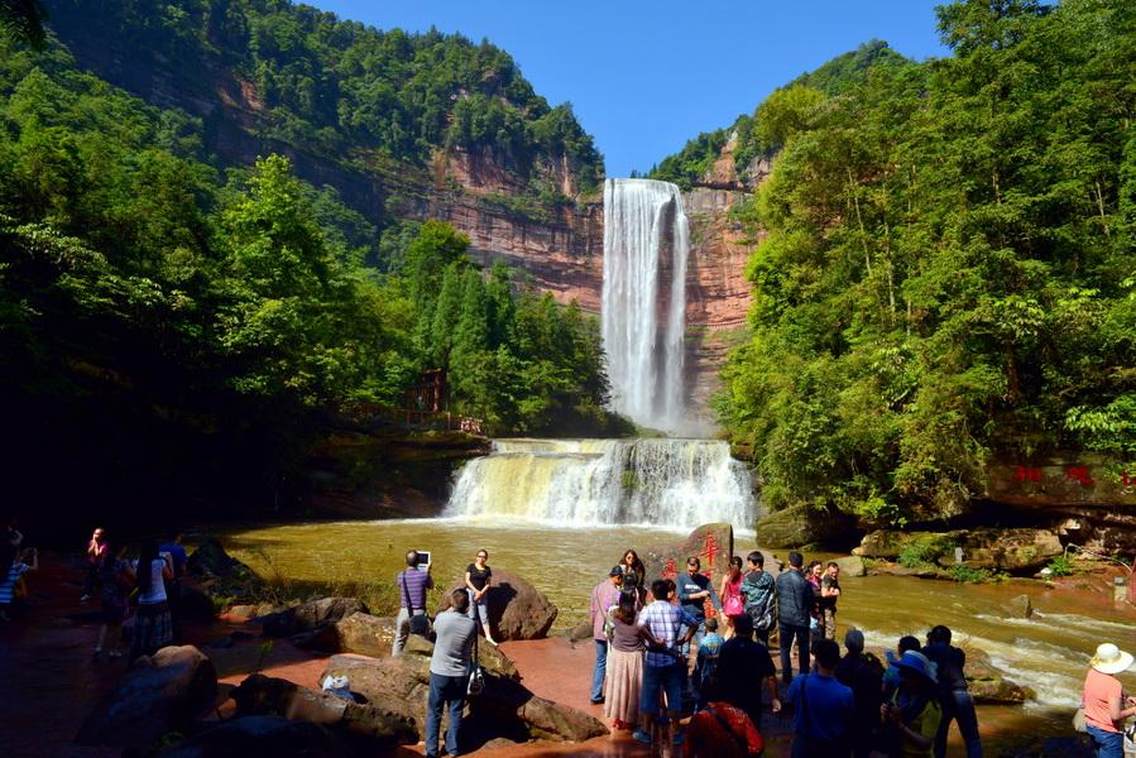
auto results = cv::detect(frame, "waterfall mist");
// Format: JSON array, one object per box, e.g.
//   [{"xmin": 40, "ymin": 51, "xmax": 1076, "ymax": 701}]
[{"xmin": 602, "ymin": 178, "xmax": 690, "ymax": 433}]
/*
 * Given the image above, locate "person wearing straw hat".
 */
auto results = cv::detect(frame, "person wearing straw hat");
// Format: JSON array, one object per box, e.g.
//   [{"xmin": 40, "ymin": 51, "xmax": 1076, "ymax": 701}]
[
  {"xmin": 1082, "ymin": 642, "xmax": 1136, "ymax": 758},
  {"xmin": 881, "ymin": 650, "xmax": 942, "ymax": 758}
]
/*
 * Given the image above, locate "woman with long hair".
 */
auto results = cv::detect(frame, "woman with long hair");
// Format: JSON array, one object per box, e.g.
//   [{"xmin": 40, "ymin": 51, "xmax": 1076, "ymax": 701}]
[
  {"xmin": 129, "ymin": 540, "xmax": 173, "ymax": 660},
  {"xmin": 618, "ymin": 549, "xmax": 646, "ymax": 604},
  {"xmin": 719, "ymin": 556, "xmax": 745, "ymax": 639},
  {"xmin": 603, "ymin": 595, "xmax": 647, "ymax": 733},
  {"xmin": 806, "ymin": 559, "xmax": 824, "ymax": 638}
]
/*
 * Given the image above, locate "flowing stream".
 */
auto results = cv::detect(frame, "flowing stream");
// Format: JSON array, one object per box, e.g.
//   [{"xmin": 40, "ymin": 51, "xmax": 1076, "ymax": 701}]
[
  {"xmin": 443, "ymin": 438, "xmax": 755, "ymax": 529},
  {"xmin": 602, "ymin": 178, "xmax": 690, "ymax": 433}
]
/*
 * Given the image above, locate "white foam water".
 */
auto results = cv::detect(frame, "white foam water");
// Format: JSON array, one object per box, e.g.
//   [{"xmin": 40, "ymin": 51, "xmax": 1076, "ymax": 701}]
[{"xmin": 443, "ymin": 437, "xmax": 755, "ymax": 530}]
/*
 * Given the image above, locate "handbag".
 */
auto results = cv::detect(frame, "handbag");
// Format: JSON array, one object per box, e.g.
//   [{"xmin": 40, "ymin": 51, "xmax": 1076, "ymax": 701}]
[
  {"xmin": 467, "ymin": 630, "xmax": 486, "ymax": 696},
  {"xmin": 401, "ymin": 572, "xmax": 432, "ymax": 637},
  {"xmin": 723, "ymin": 583, "xmax": 744, "ymax": 616},
  {"xmin": 1072, "ymin": 707, "xmax": 1087, "ymax": 733}
]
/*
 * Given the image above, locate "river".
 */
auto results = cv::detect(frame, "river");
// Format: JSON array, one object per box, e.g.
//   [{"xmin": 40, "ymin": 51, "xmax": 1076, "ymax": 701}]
[{"xmin": 219, "ymin": 517, "xmax": 1135, "ymax": 751}]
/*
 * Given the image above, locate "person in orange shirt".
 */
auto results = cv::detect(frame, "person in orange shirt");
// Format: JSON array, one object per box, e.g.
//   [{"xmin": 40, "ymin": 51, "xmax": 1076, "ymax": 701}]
[{"xmin": 1082, "ymin": 642, "xmax": 1136, "ymax": 758}]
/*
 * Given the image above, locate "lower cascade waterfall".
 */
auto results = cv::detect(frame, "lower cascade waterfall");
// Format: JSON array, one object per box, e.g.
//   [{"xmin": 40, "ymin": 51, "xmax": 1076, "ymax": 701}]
[{"xmin": 444, "ymin": 438, "xmax": 755, "ymax": 530}]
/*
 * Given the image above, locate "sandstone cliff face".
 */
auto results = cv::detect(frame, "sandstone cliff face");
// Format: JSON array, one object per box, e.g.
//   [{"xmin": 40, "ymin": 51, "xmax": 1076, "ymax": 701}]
[{"xmin": 681, "ymin": 188, "xmax": 756, "ymax": 429}]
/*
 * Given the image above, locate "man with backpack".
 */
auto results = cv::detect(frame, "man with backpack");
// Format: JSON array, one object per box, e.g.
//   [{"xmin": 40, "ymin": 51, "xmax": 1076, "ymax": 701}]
[
  {"xmin": 786, "ymin": 638, "xmax": 854, "ymax": 757},
  {"xmin": 741, "ymin": 550, "xmax": 776, "ymax": 646}
]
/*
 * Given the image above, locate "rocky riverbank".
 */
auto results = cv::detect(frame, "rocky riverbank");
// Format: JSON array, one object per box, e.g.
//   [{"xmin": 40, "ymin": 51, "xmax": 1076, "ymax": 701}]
[{"xmin": 5, "ymin": 527, "xmax": 1117, "ymax": 757}]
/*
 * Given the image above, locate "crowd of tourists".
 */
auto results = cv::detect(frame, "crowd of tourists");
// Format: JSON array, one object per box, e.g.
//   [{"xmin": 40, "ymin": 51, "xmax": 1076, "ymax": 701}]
[
  {"xmin": 1, "ymin": 521, "xmax": 189, "ymax": 661},
  {"xmin": 4, "ymin": 524, "xmax": 1133, "ymax": 758}
]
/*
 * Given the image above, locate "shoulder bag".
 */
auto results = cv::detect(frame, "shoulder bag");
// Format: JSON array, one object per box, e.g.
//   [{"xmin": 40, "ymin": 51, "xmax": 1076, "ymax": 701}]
[
  {"xmin": 467, "ymin": 628, "xmax": 486, "ymax": 696},
  {"xmin": 401, "ymin": 572, "xmax": 432, "ymax": 637}
]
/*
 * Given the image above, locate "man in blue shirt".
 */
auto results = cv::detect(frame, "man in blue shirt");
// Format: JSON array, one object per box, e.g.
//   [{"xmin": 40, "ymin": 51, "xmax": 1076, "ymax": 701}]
[{"xmin": 786, "ymin": 638, "xmax": 854, "ymax": 757}]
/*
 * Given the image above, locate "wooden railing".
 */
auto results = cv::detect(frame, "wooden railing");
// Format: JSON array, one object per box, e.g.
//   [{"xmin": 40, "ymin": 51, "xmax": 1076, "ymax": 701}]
[{"xmin": 339, "ymin": 401, "xmax": 485, "ymax": 436}]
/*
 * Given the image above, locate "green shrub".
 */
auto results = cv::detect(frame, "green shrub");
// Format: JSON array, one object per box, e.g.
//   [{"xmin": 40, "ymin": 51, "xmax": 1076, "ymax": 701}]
[
  {"xmin": 949, "ymin": 565, "xmax": 992, "ymax": 583},
  {"xmin": 1046, "ymin": 555, "xmax": 1074, "ymax": 577},
  {"xmin": 897, "ymin": 535, "xmax": 954, "ymax": 568}
]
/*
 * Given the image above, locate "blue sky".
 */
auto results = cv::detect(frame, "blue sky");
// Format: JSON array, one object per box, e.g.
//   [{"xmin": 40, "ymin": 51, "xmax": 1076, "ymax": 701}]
[{"xmin": 312, "ymin": 1, "xmax": 950, "ymax": 177}]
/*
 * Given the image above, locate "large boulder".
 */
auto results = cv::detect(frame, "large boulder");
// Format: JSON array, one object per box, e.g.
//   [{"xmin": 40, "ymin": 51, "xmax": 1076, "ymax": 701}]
[
  {"xmin": 855, "ymin": 528, "xmax": 1062, "ymax": 574},
  {"xmin": 186, "ymin": 537, "xmax": 243, "ymax": 578},
  {"xmin": 77, "ymin": 645, "xmax": 218, "ymax": 749},
  {"xmin": 160, "ymin": 715, "xmax": 342, "ymax": 757},
  {"xmin": 442, "ymin": 569, "xmax": 557, "ymax": 641},
  {"xmin": 853, "ymin": 530, "xmax": 963, "ymax": 561},
  {"xmin": 962, "ymin": 646, "xmax": 1036, "ymax": 704},
  {"xmin": 324, "ymin": 612, "xmax": 397, "ymax": 658},
  {"xmin": 640, "ymin": 523, "xmax": 734, "ymax": 585},
  {"xmin": 321, "ymin": 638, "xmax": 604, "ymax": 742},
  {"xmin": 186, "ymin": 537, "xmax": 266, "ymax": 604},
  {"xmin": 960, "ymin": 528, "xmax": 1063, "ymax": 573},
  {"xmin": 833, "ymin": 555, "xmax": 866, "ymax": 578},
  {"xmin": 757, "ymin": 506, "xmax": 858, "ymax": 549},
  {"xmin": 261, "ymin": 596, "xmax": 368, "ymax": 638},
  {"xmin": 1006, "ymin": 594, "xmax": 1034, "ymax": 619},
  {"xmin": 230, "ymin": 674, "xmax": 417, "ymax": 751}
]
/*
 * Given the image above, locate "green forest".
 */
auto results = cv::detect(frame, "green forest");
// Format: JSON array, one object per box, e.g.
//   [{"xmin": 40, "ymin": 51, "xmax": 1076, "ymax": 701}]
[
  {"xmin": 41, "ymin": 0, "xmax": 603, "ymax": 197},
  {"xmin": 0, "ymin": 7, "xmax": 619, "ymax": 523},
  {"xmin": 714, "ymin": 0, "xmax": 1136, "ymax": 524}
]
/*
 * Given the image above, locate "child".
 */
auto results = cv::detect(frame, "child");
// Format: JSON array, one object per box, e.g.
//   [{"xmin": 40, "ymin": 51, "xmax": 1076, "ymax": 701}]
[
  {"xmin": 883, "ymin": 635, "xmax": 922, "ymax": 699},
  {"xmin": 0, "ymin": 547, "xmax": 38, "ymax": 620},
  {"xmin": 693, "ymin": 616, "xmax": 725, "ymax": 710}
]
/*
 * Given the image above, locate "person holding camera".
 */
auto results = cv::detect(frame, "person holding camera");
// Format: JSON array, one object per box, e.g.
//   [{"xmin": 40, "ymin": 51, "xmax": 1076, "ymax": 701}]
[
  {"xmin": 425, "ymin": 588, "xmax": 478, "ymax": 758},
  {"xmin": 393, "ymin": 549, "xmax": 433, "ymax": 656}
]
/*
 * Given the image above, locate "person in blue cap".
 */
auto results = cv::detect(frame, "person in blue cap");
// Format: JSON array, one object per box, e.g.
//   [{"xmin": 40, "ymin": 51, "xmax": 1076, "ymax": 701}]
[{"xmin": 880, "ymin": 650, "xmax": 942, "ymax": 758}]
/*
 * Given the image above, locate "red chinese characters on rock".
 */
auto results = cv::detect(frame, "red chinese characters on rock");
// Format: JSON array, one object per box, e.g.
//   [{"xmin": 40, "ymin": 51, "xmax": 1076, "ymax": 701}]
[
  {"xmin": 1014, "ymin": 465, "xmax": 1043, "ymax": 483},
  {"xmin": 1065, "ymin": 466, "xmax": 1095, "ymax": 487},
  {"xmin": 699, "ymin": 532, "xmax": 721, "ymax": 619},
  {"xmin": 700, "ymin": 532, "xmax": 721, "ymax": 570},
  {"xmin": 662, "ymin": 558, "xmax": 678, "ymax": 581}
]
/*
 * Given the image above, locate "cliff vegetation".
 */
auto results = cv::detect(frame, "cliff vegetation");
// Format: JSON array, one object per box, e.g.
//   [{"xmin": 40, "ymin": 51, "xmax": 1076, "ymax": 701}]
[{"xmin": 715, "ymin": 0, "xmax": 1136, "ymax": 524}]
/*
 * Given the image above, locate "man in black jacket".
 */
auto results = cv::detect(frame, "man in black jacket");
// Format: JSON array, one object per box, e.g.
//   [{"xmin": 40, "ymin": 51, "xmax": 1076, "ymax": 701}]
[
  {"xmin": 775, "ymin": 550, "xmax": 814, "ymax": 686},
  {"xmin": 923, "ymin": 625, "xmax": 983, "ymax": 758}
]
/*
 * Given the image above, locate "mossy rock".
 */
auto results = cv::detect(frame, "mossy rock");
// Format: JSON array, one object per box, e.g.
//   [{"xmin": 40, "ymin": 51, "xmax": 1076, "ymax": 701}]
[{"xmin": 756, "ymin": 505, "xmax": 858, "ymax": 549}]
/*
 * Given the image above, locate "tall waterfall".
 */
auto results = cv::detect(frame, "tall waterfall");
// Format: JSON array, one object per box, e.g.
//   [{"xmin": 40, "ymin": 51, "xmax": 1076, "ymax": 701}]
[
  {"xmin": 602, "ymin": 179, "xmax": 690, "ymax": 433},
  {"xmin": 444, "ymin": 438, "xmax": 755, "ymax": 530}
]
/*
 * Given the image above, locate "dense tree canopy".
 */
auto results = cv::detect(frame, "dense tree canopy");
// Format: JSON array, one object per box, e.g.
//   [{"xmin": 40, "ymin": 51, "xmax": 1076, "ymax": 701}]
[
  {"xmin": 0, "ymin": 32, "xmax": 620, "ymax": 520},
  {"xmin": 41, "ymin": 0, "xmax": 603, "ymax": 194},
  {"xmin": 651, "ymin": 40, "xmax": 907, "ymax": 190},
  {"xmin": 717, "ymin": 0, "xmax": 1136, "ymax": 524}
]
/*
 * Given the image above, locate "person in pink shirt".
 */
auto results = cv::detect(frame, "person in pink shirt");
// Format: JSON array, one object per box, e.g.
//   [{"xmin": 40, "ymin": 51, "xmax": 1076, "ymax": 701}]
[
  {"xmin": 1082, "ymin": 642, "xmax": 1136, "ymax": 758},
  {"xmin": 589, "ymin": 566, "xmax": 624, "ymax": 704}
]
